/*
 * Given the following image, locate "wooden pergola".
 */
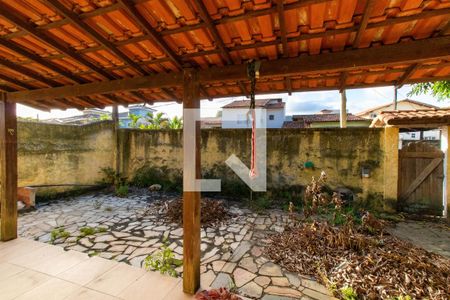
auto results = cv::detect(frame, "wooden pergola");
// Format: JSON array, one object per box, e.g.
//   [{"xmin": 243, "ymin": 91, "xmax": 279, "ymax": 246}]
[{"xmin": 0, "ymin": 0, "xmax": 449, "ymax": 294}]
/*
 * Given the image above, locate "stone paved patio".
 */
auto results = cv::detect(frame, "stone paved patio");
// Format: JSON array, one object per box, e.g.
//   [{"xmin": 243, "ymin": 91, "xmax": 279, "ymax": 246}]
[{"xmin": 18, "ymin": 191, "xmax": 335, "ymax": 300}]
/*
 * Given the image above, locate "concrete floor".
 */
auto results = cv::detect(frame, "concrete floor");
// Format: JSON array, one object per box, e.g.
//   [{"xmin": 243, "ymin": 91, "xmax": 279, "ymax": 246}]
[
  {"xmin": 388, "ymin": 220, "xmax": 450, "ymax": 258},
  {"xmin": 0, "ymin": 238, "xmax": 191, "ymax": 300}
]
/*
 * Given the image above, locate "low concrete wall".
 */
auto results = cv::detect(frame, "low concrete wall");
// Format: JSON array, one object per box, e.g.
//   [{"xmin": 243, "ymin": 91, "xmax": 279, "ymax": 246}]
[
  {"xmin": 18, "ymin": 121, "xmax": 114, "ymax": 195},
  {"xmin": 15, "ymin": 121, "xmax": 388, "ymax": 206},
  {"xmin": 119, "ymin": 128, "xmax": 386, "ymax": 204}
]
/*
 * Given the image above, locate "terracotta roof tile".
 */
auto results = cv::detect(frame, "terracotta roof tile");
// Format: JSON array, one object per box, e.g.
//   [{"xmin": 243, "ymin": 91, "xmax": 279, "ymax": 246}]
[
  {"xmin": 356, "ymin": 99, "xmax": 439, "ymax": 116},
  {"xmin": 371, "ymin": 108, "xmax": 450, "ymax": 127},
  {"xmin": 0, "ymin": 0, "xmax": 448, "ymax": 109},
  {"xmin": 222, "ymin": 99, "xmax": 285, "ymax": 109}
]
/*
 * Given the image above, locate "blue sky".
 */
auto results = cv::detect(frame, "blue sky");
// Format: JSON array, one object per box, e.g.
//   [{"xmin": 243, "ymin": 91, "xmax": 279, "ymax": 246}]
[{"xmin": 17, "ymin": 85, "xmax": 447, "ymax": 120}]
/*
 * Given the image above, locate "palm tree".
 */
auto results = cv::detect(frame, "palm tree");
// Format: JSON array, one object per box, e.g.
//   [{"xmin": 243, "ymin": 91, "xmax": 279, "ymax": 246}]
[
  {"xmin": 145, "ymin": 112, "xmax": 169, "ymax": 129},
  {"xmin": 129, "ymin": 113, "xmax": 141, "ymax": 128},
  {"xmin": 168, "ymin": 116, "xmax": 183, "ymax": 129}
]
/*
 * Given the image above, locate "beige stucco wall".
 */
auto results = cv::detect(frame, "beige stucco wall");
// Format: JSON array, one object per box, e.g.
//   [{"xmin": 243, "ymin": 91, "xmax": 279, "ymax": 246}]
[
  {"xmin": 120, "ymin": 128, "xmax": 387, "ymax": 206},
  {"xmin": 17, "ymin": 121, "xmax": 114, "ymax": 194},
  {"xmin": 14, "ymin": 122, "xmax": 398, "ymax": 209}
]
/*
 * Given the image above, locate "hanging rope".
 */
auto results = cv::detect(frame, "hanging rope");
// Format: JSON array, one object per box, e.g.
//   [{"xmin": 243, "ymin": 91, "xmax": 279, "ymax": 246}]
[{"xmin": 247, "ymin": 60, "xmax": 260, "ymax": 178}]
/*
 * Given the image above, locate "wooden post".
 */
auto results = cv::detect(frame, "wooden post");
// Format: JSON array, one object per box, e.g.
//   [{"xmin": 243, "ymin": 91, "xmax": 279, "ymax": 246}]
[
  {"xmin": 182, "ymin": 69, "xmax": 201, "ymax": 294},
  {"xmin": 441, "ymin": 126, "xmax": 449, "ymax": 218},
  {"xmin": 340, "ymin": 90, "xmax": 347, "ymax": 128},
  {"xmin": 112, "ymin": 105, "xmax": 120, "ymax": 176},
  {"xmin": 0, "ymin": 92, "xmax": 18, "ymax": 241}
]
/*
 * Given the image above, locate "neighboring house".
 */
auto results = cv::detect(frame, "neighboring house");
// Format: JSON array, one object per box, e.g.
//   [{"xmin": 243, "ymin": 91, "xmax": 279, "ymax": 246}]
[
  {"xmin": 41, "ymin": 105, "xmax": 157, "ymax": 128},
  {"xmin": 357, "ymin": 99, "xmax": 442, "ymax": 146},
  {"xmin": 356, "ymin": 99, "xmax": 438, "ymax": 119},
  {"xmin": 119, "ymin": 105, "xmax": 156, "ymax": 128},
  {"xmin": 221, "ymin": 99, "xmax": 286, "ymax": 128},
  {"xmin": 283, "ymin": 110, "xmax": 371, "ymax": 128},
  {"xmin": 44, "ymin": 108, "xmax": 110, "ymax": 125}
]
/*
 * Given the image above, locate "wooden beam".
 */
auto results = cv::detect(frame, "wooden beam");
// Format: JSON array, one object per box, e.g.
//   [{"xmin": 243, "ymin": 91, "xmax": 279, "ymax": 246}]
[
  {"xmin": 439, "ymin": 20, "xmax": 450, "ymax": 36},
  {"xmin": 396, "ymin": 63, "xmax": 420, "ymax": 88},
  {"xmin": 0, "ymin": 73, "xmax": 36, "ymax": 90},
  {"xmin": 200, "ymin": 86, "xmax": 212, "ymax": 101},
  {"xmin": 46, "ymin": 0, "xmax": 148, "ymax": 76},
  {"xmin": 0, "ymin": 4, "xmax": 115, "ymax": 80},
  {"xmin": 116, "ymin": 0, "xmax": 183, "ymax": 69},
  {"xmin": 7, "ymin": 36, "xmax": 450, "ymax": 102},
  {"xmin": 277, "ymin": 0, "xmax": 289, "ymax": 57},
  {"xmin": 353, "ymin": 0, "xmax": 375, "ymax": 48},
  {"xmin": 0, "ymin": 93, "xmax": 17, "ymax": 241},
  {"xmin": 10, "ymin": 7, "xmax": 449, "ymax": 70},
  {"xmin": 9, "ymin": 72, "xmax": 182, "ymax": 102},
  {"xmin": 182, "ymin": 69, "xmax": 201, "ymax": 294},
  {"xmin": 198, "ymin": 36, "xmax": 450, "ymax": 83},
  {"xmin": 285, "ymin": 77, "xmax": 292, "ymax": 95}
]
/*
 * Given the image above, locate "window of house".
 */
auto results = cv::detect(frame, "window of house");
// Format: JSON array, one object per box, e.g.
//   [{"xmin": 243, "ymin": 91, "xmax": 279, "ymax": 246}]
[
  {"xmin": 269, "ymin": 115, "xmax": 275, "ymax": 120},
  {"xmin": 411, "ymin": 133, "xmax": 416, "ymax": 138},
  {"xmin": 370, "ymin": 113, "xmax": 377, "ymax": 118}
]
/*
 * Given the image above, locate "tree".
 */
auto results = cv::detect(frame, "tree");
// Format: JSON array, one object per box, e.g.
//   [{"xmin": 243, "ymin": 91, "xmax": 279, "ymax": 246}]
[
  {"xmin": 407, "ymin": 80, "xmax": 450, "ymax": 101},
  {"xmin": 144, "ymin": 112, "xmax": 169, "ymax": 129},
  {"xmin": 129, "ymin": 113, "xmax": 141, "ymax": 128},
  {"xmin": 167, "ymin": 116, "xmax": 183, "ymax": 129}
]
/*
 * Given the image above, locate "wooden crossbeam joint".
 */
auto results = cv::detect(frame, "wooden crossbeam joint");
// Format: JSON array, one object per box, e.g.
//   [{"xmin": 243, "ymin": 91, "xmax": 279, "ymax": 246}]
[
  {"xmin": 353, "ymin": 0, "xmax": 375, "ymax": 48},
  {"xmin": 277, "ymin": 0, "xmax": 289, "ymax": 57}
]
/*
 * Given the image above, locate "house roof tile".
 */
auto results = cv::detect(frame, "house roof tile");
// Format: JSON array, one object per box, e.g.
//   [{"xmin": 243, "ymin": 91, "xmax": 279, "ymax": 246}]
[{"xmin": 371, "ymin": 108, "xmax": 450, "ymax": 127}]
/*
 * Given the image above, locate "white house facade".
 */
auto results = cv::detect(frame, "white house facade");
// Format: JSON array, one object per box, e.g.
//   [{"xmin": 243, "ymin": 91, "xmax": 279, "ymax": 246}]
[{"xmin": 221, "ymin": 99, "xmax": 286, "ymax": 129}]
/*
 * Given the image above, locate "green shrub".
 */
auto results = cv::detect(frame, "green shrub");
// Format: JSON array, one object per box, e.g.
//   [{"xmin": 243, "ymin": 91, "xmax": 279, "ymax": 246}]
[
  {"xmin": 115, "ymin": 185, "xmax": 129, "ymax": 197},
  {"xmin": 341, "ymin": 286, "xmax": 358, "ymax": 300},
  {"xmin": 50, "ymin": 227, "xmax": 70, "ymax": 243},
  {"xmin": 144, "ymin": 243, "xmax": 182, "ymax": 277},
  {"xmin": 77, "ymin": 226, "xmax": 107, "ymax": 240}
]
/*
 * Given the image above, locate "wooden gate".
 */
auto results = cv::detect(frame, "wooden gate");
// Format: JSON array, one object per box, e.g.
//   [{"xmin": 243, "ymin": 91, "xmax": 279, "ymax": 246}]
[{"xmin": 398, "ymin": 142, "xmax": 444, "ymax": 215}]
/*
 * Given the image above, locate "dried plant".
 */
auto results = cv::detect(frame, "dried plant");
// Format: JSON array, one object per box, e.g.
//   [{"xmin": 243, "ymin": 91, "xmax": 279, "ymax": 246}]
[
  {"xmin": 304, "ymin": 171, "xmax": 329, "ymax": 218},
  {"xmin": 195, "ymin": 288, "xmax": 242, "ymax": 300},
  {"xmin": 265, "ymin": 221, "xmax": 450, "ymax": 299}
]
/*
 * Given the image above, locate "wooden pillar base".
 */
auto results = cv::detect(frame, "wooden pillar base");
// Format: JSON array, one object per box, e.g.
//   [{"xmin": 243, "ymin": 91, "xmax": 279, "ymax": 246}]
[{"xmin": 0, "ymin": 94, "xmax": 18, "ymax": 241}]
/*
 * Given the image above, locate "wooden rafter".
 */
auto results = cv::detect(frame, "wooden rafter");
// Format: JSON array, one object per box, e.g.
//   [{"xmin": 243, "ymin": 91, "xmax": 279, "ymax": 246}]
[
  {"xmin": 340, "ymin": 72, "xmax": 348, "ymax": 93},
  {"xmin": 7, "ymin": 36, "xmax": 449, "ymax": 103},
  {"xmin": 0, "ymin": 5, "xmax": 116, "ymax": 81},
  {"xmin": 0, "ymin": 57, "xmax": 61, "ymax": 87},
  {"xmin": 2, "ymin": 3, "xmax": 124, "ymax": 40},
  {"xmin": 0, "ymin": 73, "xmax": 36, "ymax": 90},
  {"xmin": 5, "ymin": 7, "xmax": 448, "ymax": 77},
  {"xmin": 192, "ymin": 0, "xmax": 232, "ymax": 64},
  {"xmin": 439, "ymin": 20, "xmax": 450, "ymax": 36},
  {"xmin": 285, "ymin": 77, "xmax": 292, "ymax": 95},
  {"xmin": 396, "ymin": 63, "xmax": 420, "ymax": 88},
  {"xmin": 277, "ymin": 0, "xmax": 289, "ymax": 57},
  {"xmin": 0, "ymin": 39, "xmax": 88, "ymax": 84},
  {"xmin": 46, "ymin": 0, "xmax": 148, "ymax": 76},
  {"xmin": 116, "ymin": 0, "xmax": 183, "ymax": 69},
  {"xmin": 353, "ymin": 0, "xmax": 375, "ymax": 48}
]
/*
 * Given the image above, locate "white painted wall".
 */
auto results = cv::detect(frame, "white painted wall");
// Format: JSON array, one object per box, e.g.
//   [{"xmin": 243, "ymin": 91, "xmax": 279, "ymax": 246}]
[
  {"xmin": 222, "ymin": 107, "xmax": 285, "ymax": 128},
  {"xmin": 400, "ymin": 130, "xmax": 440, "ymax": 141}
]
